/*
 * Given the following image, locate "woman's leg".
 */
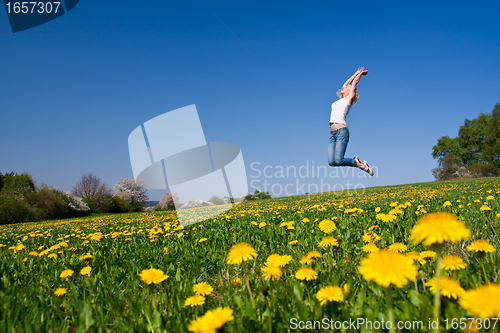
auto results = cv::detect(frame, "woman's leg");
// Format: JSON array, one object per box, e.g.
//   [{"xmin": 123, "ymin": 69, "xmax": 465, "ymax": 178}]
[
  {"xmin": 329, "ymin": 128, "xmax": 357, "ymax": 167},
  {"xmin": 328, "ymin": 130, "xmax": 337, "ymax": 166}
]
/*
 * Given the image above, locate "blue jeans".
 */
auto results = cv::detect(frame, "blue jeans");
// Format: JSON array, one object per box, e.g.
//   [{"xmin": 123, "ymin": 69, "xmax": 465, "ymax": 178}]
[{"xmin": 328, "ymin": 127, "xmax": 357, "ymax": 167}]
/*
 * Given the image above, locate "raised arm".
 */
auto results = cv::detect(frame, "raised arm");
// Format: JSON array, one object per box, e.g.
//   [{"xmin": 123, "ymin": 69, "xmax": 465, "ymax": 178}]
[
  {"xmin": 345, "ymin": 68, "xmax": 368, "ymax": 104},
  {"xmin": 342, "ymin": 68, "xmax": 363, "ymax": 88}
]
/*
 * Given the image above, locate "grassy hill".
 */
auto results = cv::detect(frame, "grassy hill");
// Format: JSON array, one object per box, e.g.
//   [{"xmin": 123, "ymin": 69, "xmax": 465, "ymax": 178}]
[{"xmin": 0, "ymin": 177, "xmax": 499, "ymax": 332}]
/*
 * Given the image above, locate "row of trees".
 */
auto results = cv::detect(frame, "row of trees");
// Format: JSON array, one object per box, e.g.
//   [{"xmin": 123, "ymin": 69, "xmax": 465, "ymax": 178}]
[
  {"xmin": 432, "ymin": 103, "xmax": 500, "ymax": 180},
  {"xmin": 155, "ymin": 190, "xmax": 271, "ymax": 211},
  {"xmin": 0, "ymin": 172, "xmax": 148, "ymax": 225},
  {"xmin": 1, "ymin": 171, "xmax": 268, "ymax": 225},
  {"xmin": 71, "ymin": 174, "xmax": 148, "ymax": 213}
]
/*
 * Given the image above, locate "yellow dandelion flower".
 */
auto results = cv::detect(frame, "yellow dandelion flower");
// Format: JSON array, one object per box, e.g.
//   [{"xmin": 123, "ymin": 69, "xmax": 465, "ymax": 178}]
[
  {"xmin": 318, "ymin": 219, "xmax": 336, "ymax": 233},
  {"xmin": 193, "ymin": 282, "xmax": 213, "ymax": 296},
  {"xmin": 318, "ymin": 236, "xmax": 339, "ymax": 248},
  {"xmin": 80, "ymin": 266, "xmax": 91, "ymax": 275},
  {"xmin": 163, "ymin": 247, "xmax": 168, "ymax": 254},
  {"xmin": 486, "ymin": 195, "xmax": 494, "ymax": 200},
  {"xmin": 468, "ymin": 240, "xmax": 496, "ymax": 253},
  {"xmin": 362, "ymin": 243, "xmax": 379, "ymax": 254},
  {"xmin": 29, "ymin": 251, "xmax": 38, "ymax": 256},
  {"xmin": 441, "ymin": 255, "xmax": 467, "ymax": 271},
  {"xmin": 426, "ymin": 276, "xmax": 465, "ymax": 299},
  {"xmin": 306, "ymin": 251, "xmax": 322, "ymax": 259},
  {"xmin": 266, "ymin": 254, "xmax": 292, "ymax": 267},
  {"xmin": 188, "ymin": 307, "xmax": 234, "ymax": 333},
  {"xmin": 261, "ymin": 263, "xmax": 283, "ymax": 281},
  {"xmin": 80, "ymin": 253, "xmax": 93, "ymax": 261},
  {"xmin": 375, "ymin": 207, "xmax": 381, "ymax": 212},
  {"xmin": 459, "ymin": 283, "xmax": 500, "ymax": 319},
  {"xmin": 302, "ymin": 218, "xmax": 310, "ymax": 223},
  {"xmin": 184, "ymin": 294, "xmax": 205, "ymax": 307},
  {"xmin": 358, "ymin": 250, "xmax": 417, "ymax": 288},
  {"xmin": 14, "ymin": 242, "xmax": 25, "ymax": 251},
  {"xmin": 295, "ymin": 267, "xmax": 318, "ymax": 281},
  {"xmin": 289, "ymin": 240, "xmax": 298, "ymax": 246},
  {"xmin": 54, "ymin": 288, "xmax": 67, "ymax": 296},
  {"xmin": 199, "ymin": 238, "xmax": 208, "ymax": 243},
  {"xmin": 231, "ymin": 277, "xmax": 241, "ymax": 287},
  {"xmin": 388, "ymin": 208, "xmax": 402, "ymax": 215},
  {"xmin": 406, "ymin": 251, "xmax": 426, "ymax": 265},
  {"xmin": 443, "ymin": 201, "xmax": 452, "ymax": 207},
  {"xmin": 388, "ymin": 242, "xmax": 408, "ymax": 253},
  {"xmin": 464, "ymin": 320, "xmax": 480, "ymax": 333},
  {"xmin": 139, "ymin": 268, "xmax": 169, "ymax": 284},
  {"xmin": 409, "ymin": 212, "xmax": 470, "ymax": 246},
  {"xmin": 299, "ymin": 255, "xmax": 314, "ymax": 264},
  {"xmin": 226, "ymin": 242, "xmax": 258, "ymax": 264},
  {"xmin": 420, "ymin": 250, "xmax": 437, "ymax": 258},
  {"xmin": 368, "ymin": 225, "xmax": 379, "ymax": 231},
  {"xmin": 480, "ymin": 205, "xmax": 491, "ymax": 211},
  {"xmin": 316, "ymin": 286, "xmax": 343, "ymax": 305},
  {"xmin": 376, "ymin": 213, "xmax": 397, "ymax": 222},
  {"xmin": 343, "ymin": 283, "xmax": 350, "ymax": 294},
  {"xmin": 362, "ymin": 231, "xmax": 381, "ymax": 243},
  {"xmin": 60, "ymin": 269, "xmax": 74, "ymax": 278},
  {"xmin": 250, "ymin": 221, "xmax": 258, "ymax": 226},
  {"xmin": 258, "ymin": 222, "xmax": 266, "ymax": 228}
]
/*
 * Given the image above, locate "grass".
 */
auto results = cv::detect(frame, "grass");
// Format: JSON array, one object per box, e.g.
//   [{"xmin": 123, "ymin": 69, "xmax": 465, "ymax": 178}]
[{"xmin": 0, "ymin": 177, "xmax": 499, "ymax": 332}]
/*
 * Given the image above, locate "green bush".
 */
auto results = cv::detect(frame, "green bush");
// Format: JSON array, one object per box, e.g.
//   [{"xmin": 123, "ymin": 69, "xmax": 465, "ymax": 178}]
[
  {"xmin": 244, "ymin": 190, "xmax": 272, "ymax": 201},
  {"xmin": 28, "ymin": 185, "xmax": 70, "ymax": 220},
  {"xmin": 82, "ymin": 194, "xmax": 113, "ymax": 213},
  {"xmin": 109, "ymin": 195, "xmax": 141, "ymax": 213},
  {"xmin": 0, "ymin": 195, "xmax": 34, "ymax": 225}
]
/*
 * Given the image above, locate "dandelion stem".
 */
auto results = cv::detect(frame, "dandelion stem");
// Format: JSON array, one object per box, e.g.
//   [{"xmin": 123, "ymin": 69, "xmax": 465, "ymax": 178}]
[
  {"xmin": 243, "ymin": 265, "xmax": 255, "ymax": 308},
  {"xmin": 150, "ymin": 285, "xmax": 156, "ymax": 310},
  {"xmin": 385, "ymin": 287, "xmax": 396, "ymax": 333},
  {"xmin": 328, "ymin": 249, "xmax": 331, "ymax": 274},
  {"xmin": 305, "ymin": 283, "xmax": 311, "ymax": 303},
  {"xmin": 480, "ymin": 261, "xmax": 489, "ymax": 283},
  {"xmin": 433, "ymin": 247, "xmax": 442, "ymax": 333}
]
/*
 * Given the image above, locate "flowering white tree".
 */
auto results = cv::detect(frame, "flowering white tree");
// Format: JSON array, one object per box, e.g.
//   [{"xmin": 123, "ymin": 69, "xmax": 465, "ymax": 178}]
[
  {"xmin": 158, "ymin": 192, "xmax": 180, "ymax": 210},
  {"xmin": 113, "ymin": 178, "xmax": 148, "ymax": 207}
]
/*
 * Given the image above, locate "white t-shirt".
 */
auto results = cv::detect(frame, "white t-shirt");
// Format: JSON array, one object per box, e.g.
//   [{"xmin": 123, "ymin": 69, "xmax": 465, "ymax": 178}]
[{"xmin": 329, "ymin": 98, "xmax": 351, "ymax": 125}]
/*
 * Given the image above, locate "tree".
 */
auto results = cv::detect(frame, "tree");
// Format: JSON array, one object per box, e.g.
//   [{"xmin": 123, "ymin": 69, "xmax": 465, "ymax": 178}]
[
  {"xmin": 207, "ymin": 195, "xmax": 225, "ymax": 205},
  {"xmin": 0, "ymin": 172, "xmax": 14, "ymax": 191},
  {"xmin": 114, "ymin": 177, "xmax": 148, "ymax": 208},
  {"xmin": 432, "ymin": 103, "xmax": 500, "ymax": 179},
  {"xmin": 158, "ymin": 192, "xmax": 180, "ymax": 210},
  {"xmin": 72, "ymin": 173, "xmax": 112, "ymax": 212},
  {"xmin": 1, "ymin": 172, "xmax": 35, "ymax": 193},
  {"xmin": 72, "ymin": 173, "xmax": 111, "ymax": 201},
  {"xmin": 243, "ymin": 190, "xmax": 271, "ymax": 201}
]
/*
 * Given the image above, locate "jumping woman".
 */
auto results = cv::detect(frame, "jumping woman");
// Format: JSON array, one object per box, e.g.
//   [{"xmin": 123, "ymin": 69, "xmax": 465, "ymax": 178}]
[{"xmin": 328, "ymin": 67, "xmax": 374, "ymax": 176}]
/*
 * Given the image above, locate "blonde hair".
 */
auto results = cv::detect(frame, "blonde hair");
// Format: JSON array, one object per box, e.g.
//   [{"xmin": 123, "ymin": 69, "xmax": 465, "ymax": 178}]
[{"xmin": 336, "ymin": 87, "xmax": 359, "ymax": 105}]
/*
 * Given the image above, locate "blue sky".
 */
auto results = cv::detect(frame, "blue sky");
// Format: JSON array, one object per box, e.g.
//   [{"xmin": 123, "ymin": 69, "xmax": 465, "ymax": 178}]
[{"xmin": 1, "ymin": 1, "xmax": 499, "ymax": 201}]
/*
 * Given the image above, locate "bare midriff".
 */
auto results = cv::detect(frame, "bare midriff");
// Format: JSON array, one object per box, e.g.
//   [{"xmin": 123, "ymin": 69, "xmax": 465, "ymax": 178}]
[{"xmin": 329, "ymin": 122, "xmax": 348, "ymax": 131}]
